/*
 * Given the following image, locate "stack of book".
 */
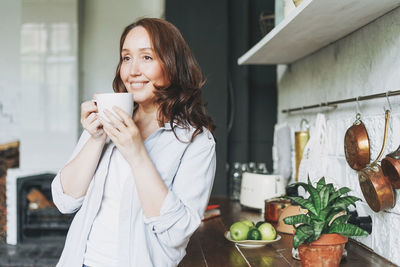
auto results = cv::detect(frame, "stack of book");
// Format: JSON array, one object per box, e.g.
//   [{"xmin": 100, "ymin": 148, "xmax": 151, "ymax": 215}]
[{"xmin": 202, "ymin": 204, "xmax": 221, "ymax": 221}]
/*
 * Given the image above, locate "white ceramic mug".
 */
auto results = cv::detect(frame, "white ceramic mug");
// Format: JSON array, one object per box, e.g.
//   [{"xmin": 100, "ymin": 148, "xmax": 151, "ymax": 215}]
[{"xmin": 94, "ymin": 92, "xmax": 134, "ymax": 123}]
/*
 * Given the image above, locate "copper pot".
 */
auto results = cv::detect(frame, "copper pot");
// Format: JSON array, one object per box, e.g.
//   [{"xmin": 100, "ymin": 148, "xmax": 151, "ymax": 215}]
[
  {"xmin": 359, "ymin": 163, "xmax": 395, "ymax": 212},
  {"xmin": 264, "ymin": 198, "xmax": 290, "ymax": 223},
  {"xmin": 358, "ymin": 110, "xmax": 395, "ymax": 212},
  {"xmin": 344, "ymin": 113, "xmax": 370, "ymax": 171},
  {"xmin": 381, "ymin": 145, "xmax": 400, "ymax": 189}
]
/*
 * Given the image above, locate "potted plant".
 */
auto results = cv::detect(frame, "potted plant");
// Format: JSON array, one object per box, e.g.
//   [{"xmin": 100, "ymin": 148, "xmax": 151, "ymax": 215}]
[{"xmin": 283, "ymin": 177, "xmax": 369, "ymax": 267}]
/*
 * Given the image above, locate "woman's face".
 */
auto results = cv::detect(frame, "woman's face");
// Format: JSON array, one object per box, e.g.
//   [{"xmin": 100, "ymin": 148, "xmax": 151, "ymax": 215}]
[{"xmin": 120, "ymin": 26, "xmax": 169, "ymax": 107}]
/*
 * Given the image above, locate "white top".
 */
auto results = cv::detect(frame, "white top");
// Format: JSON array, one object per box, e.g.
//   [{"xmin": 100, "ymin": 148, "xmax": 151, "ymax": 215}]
[
  {"xmin": 51, "ymin": 123, "xmax": 216, "ymax": 267},
  {"xmin": 84, "ymin": 149, "xmax": 129, "ymax": 267}
]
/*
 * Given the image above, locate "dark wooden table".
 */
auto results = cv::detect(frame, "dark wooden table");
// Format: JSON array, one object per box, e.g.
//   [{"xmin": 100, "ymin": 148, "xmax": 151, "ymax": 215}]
[{"xmin": 179, "ymin": 196, "xmax": 397, "ymax": 267}]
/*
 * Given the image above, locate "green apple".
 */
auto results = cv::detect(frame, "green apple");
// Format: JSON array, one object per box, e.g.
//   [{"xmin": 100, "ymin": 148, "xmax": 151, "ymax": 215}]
[
  {"xmin": 258, "ymin": 222, "xmax": 276, "ymax": 240},
  {"xmin": 255, "ymin": 221, "xmax": 265, "ymax": 228},
  {"xmin": 241, "ymin": 219, "xmax": 255, "ymax": 228},
  {"xmin": 230, "ymin": 222, "xmax": 250, "ymax": 241}
]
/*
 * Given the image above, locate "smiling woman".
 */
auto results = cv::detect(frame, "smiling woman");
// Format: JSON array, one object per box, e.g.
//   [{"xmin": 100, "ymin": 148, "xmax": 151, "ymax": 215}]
[
  {"xmin": 51, "ymin": 18, "xmax": 216, "ymax": 267},
  {"xmin": 118, "ymin": 26, "xmax": 168, "ymax": 107},
  {"xmin": 113, "ymin": 18, "xmax": 214, "ymax": 142}
]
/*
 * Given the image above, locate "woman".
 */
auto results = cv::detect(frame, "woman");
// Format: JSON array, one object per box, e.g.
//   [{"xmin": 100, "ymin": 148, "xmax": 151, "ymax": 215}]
[{"xmin": 51, "ymin": 18, "xmax": 216, "ymax": 267}]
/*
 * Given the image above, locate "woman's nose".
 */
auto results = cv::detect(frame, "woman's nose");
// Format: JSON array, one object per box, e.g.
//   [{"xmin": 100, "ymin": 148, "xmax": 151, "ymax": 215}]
[{"xmin": 129, "ymin": 60, "xmax": 141, "ymax": 76}]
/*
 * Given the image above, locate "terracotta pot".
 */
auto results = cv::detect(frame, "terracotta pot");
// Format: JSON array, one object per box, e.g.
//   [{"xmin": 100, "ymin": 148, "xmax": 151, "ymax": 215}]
[{"xmin": 298, "ymin": 233, "xmax": 348, "ymax": 267}]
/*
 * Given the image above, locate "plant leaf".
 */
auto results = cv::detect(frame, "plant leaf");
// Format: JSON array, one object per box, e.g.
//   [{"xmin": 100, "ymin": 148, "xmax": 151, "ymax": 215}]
[
  {"xmin": 326, "ymin": 183, "xmax": 335, "ymax": 194},
  {"xmin": 328, "ymin": 187, "xmax": 351, "ymax": 204},
  {"xmin": 331, "ymin": 196, "xmax": 360, "ymax": 210},
  {"xmin": 316, "ymin": 177, "xmax": 326, "ymax": 192},
  {"xmin": 293, "ymin": 225, "xmax": 314, "ymax": 249},
  {"xmin": 326, "ymin": 209, "xmax": 345, "ymax": 225},
  {"xmin": 311, "ymin": 220, "xmax": 326, "ymax": 241},
  {"xmin": 328, "ymin": 223, "xmax": 369, "ymax": 237},
  {"xmin": 284, "ymin": 214, "xmax": 312, "ymax": 225},
  {"xmin": 308, "ymin": 183, "xmax": 321, "ymax": 214},
  {"xmin": 318, "ymin": 206, "xmax": 333, "ymax": 221},
  {"xmin": 319, "ymin": 186, "xmax": 330, "ymax": 210},
  {"xmin": 330, "ymin": 214, "xmax": 351, "ymax": 227},
  {"xmin": 287, "ymin": 196, "xmax": 318, "ymax": 216}
]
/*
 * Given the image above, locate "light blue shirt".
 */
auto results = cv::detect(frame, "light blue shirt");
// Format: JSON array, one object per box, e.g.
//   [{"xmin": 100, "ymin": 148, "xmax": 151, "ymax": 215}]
[{"xmin": 51, "ymin": 123, "xmax": 216, "ymax": 267}]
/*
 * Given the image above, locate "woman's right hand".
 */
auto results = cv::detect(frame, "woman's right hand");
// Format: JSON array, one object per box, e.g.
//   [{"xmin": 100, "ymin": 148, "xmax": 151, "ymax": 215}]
[{"xmin": 80, "ymin": 100, "xmax": 106, "ymax": 140}]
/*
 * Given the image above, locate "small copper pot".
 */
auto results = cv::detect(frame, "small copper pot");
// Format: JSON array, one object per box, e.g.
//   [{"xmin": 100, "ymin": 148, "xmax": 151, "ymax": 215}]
[
  {"xmin": 359, "ymin": 163, "xmax": 395, "ymax": 212},
  {"xmin": 358, "ymin": 110, "xmax": 395, "ymax": 212},
  {"xmin": 264, "ymin": 198, "xmax": 290, "ymax": 223},
  {"xmin": 344, "ymin": 113, "xmax": 370, "ymax": 171},
  {"xmin": 382, "ymin": 145, "xmax": 400, "ymax": 189}
]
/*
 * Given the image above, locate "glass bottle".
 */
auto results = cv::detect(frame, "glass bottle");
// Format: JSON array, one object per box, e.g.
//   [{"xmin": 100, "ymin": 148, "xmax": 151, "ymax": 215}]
[
  {"xmin": 248, "ymin": 162, "xmax": 256, "ymax": 173},
  {"xmin": 229, "ymin": 162, "xmax": 241, "ymax": 200},
  {"xmin": 257, "ymin": 162, "xmax": 268, "ymax": 174}
]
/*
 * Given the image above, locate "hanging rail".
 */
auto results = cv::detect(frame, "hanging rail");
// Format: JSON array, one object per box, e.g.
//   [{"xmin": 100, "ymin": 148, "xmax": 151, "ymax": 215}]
[{"xmin": 281, "ymin": 90, "xmax": 400, "ymax": 113}]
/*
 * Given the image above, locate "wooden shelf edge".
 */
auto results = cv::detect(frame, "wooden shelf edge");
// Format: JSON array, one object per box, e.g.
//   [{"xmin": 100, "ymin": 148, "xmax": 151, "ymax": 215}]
[{"xmin": 238, "ymin": 0, "xmax": 400, "ymax": 65}]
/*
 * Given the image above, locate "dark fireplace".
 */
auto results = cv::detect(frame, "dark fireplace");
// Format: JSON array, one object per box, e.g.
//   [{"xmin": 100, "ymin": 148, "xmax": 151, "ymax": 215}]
[{"xmin": 17, "ymin": 173, "xmax": 75, "ymax": 243}]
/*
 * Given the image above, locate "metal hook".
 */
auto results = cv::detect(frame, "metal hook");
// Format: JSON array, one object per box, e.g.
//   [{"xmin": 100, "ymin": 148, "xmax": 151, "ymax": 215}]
[
  {"xmin": 385, "ymin": 91, "xmax": 392, "ymax": 112},
  {"xmin": 300, "ymin": 118, "xmax": 310, "ymax": 130},
  {"xmin": 355, "ymin": 96, "xmax": 361, "ymax": 115}
]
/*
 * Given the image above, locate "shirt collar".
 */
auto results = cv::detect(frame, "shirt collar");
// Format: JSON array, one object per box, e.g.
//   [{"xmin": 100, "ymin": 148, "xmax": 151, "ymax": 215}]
[{"xmin": 160, "ymin": 121, "xmax": 186, "ymax": 130}]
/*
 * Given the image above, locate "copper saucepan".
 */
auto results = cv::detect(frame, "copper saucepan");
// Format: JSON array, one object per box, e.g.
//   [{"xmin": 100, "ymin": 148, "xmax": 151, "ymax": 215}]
[
  {"xmin": 382, "ymin": 145, "xmax": 400, "ymax": 189},
  {"xmin": 344, "ymin": 113, "xmax": 370, "ymax": 171},
  {"xmin": 358, "ymin": 110, "xmax": 395, "ymax": 212}
]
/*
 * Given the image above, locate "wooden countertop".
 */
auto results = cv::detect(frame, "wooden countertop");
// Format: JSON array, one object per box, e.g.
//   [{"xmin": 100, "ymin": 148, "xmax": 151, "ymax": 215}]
[{"xmin": 179, "ymin": 196, "xmax": 396, "ymax": 267}]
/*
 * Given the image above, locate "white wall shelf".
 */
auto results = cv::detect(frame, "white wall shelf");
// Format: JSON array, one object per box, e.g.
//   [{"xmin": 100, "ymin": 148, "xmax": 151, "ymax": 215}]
[{"xmin": 238, "ymin": 0, "xmax": 400, "ymax": 65}]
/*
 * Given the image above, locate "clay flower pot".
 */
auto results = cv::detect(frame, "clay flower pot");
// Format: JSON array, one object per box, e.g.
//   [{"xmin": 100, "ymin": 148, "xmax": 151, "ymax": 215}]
[{"xmin": 298, "ymin": 233, "xmax": 348, "ymax": 267}]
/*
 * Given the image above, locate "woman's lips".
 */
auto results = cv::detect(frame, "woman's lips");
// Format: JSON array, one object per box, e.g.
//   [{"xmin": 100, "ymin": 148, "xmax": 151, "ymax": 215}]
[{"xmin": 129, "ymin": 81, "xmax": 148, "ymax": 89}]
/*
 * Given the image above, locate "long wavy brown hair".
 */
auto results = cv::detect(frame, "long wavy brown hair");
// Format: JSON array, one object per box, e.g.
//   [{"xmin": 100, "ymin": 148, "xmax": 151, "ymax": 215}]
[{"xmin": 112, "ymin": 18, "xmax": 215, "ymax": 142}]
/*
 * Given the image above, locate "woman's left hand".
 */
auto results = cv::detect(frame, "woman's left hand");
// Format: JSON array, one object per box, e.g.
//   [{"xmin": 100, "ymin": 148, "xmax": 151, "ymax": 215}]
[{"xmin": 99, "ymin": 107, "xmax": 144, "ymax": 163}]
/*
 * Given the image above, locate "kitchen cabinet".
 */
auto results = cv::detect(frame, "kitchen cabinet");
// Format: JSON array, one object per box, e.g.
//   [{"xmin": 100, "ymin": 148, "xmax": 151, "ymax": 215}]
[{"xmin": 238, "ymin": 0, "xmax": 400, "ymax": 65}]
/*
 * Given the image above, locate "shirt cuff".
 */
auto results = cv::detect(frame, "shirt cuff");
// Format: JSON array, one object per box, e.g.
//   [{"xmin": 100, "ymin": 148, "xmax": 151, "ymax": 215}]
[
  {"xmin": 142, "ymin": 190, "xmax": 188, "ymax": 234},
  {"xmin": 51, "ymin": 171, "xmax": 85, "ymax": 214}
]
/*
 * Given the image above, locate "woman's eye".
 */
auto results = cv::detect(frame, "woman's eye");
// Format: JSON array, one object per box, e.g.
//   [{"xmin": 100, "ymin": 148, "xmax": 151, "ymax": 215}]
[
  {"xmin": 143, "ymin": 55, "xmax": 152, "ymax": 61},
  {"xmin": 122, "ymin": 56, "xmax": 131, "ymax": 62}
]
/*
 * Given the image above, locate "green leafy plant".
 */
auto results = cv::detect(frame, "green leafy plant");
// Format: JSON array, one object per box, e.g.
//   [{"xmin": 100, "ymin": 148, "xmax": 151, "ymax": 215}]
[{"xmin": 284, "ymin": 177, "xmax": 369, "ymax": 249}]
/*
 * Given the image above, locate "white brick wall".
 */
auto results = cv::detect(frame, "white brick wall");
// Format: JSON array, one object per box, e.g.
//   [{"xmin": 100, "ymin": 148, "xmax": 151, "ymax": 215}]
[{"xmin": 277, "ymin": 7, "xmax": 400, "ymax": 265}]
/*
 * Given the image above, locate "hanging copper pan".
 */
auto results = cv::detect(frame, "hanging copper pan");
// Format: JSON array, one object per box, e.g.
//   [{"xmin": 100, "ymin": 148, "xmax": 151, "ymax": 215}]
[
  {"xmin": 358, "ymin": 110, "xmax": 395, "ymax": 212},
  {"xmin": 344, "ymin": 113, "xmax": 370, "ymax": 171},
  {"xmin": 382, "ymin": 145, "xmax": 400, "ymax": 189},
  {"xmin": 380, "ymin": 92, "xmax": 400, "ymax": 189}
]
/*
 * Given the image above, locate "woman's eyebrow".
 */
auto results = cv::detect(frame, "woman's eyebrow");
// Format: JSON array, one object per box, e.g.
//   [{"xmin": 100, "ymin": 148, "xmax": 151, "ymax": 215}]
[
  {"xmin": 139, "ymin": 47, "xmax": 153, "ymax": 52},
  {"xmin": 121, "ymin": 47, "xmax": 153, "ymax": 53}
]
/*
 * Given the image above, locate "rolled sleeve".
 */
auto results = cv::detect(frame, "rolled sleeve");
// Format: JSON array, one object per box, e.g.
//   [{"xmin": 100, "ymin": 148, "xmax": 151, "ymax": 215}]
[
  {"xmin": 51, "ymin": 172, "xmax": 85, "ymax": 214},
  {"xmin": 143, "ymin": 190, "xmax": 188, "ymax": 234},
  {"xmin": 143, "ymin": 133, "xmax": 216, "ymax": 251}
]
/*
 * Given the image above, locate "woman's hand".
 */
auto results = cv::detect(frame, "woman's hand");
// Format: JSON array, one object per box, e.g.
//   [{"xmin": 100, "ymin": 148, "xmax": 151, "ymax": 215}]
[
  {"xmin": 80, "ymin": 99, "xmax": 106, "ymax": 140},
  {"xmin": 99, "ymin": 107, "xmax": 145, "ymax": 163}
]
